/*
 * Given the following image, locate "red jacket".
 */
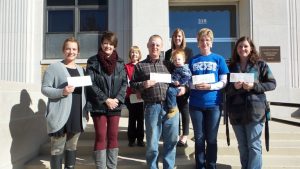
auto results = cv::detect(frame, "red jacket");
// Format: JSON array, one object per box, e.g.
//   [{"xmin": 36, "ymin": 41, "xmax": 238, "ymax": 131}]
[{"xmin": 125, "ymin": 62, "xmax": 135, "ymax": 98}]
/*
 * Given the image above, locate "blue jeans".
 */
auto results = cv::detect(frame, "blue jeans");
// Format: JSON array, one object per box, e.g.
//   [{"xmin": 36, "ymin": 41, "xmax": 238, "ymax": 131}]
[
  {"xmin": 232, "ymin": 121, "xmax": 264, "ymax": 169},
  {"xmin": 189, "ymin": 105, "xmax": 221, "ymax": 169},
  {"xmin": 166, "ymin": 86, "xmax": 179, "ymax": 109},
  {"xmin": 144, "ymin": 102, "xmax": 179, "ymax": 169}
]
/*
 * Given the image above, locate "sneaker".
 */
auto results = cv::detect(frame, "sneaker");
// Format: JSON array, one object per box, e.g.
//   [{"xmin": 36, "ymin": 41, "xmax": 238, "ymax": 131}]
[{"xmin": 177, "ymin": 135, "xmax": 188, "ymax": 147}]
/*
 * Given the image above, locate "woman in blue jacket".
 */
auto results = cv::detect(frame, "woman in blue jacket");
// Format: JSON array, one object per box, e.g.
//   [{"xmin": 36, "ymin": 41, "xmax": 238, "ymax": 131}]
[{"xmin": 226, "ymin": 36, "xmax": 276, "ymax": 169}]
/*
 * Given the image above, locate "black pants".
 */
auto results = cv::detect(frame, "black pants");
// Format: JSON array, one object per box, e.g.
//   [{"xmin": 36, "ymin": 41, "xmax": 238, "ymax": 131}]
[
  {"xmin": 177, "ymin": 92, "xmax": 190, "ymax": 136},
  {"xmin": 125, "ymin": 98, "xmax": 144, "ymax": 142}
]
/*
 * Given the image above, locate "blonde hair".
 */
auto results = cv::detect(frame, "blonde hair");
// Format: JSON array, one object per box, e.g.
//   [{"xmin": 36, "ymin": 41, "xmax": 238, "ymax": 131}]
[
  {"xmin": 128, "ymin": 46, "xmax": 142, "ymax": 61},
  {"xmin": 171, "ymin": 49, "xmax": 186, "ymax": 62},
  {"xmin": 197, "ymin": 28, "xmax": 214, "ymax": 43}
]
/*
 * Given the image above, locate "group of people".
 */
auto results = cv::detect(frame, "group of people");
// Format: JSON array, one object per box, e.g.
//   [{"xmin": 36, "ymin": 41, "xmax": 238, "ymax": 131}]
[{"xmin": 41, "ymin": 27, "xmax": 276, "ymax": 169}]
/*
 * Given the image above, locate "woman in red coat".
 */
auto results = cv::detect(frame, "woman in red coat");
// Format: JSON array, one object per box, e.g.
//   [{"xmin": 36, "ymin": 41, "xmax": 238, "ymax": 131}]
[{"xmin": 125, "ymin": 46, "xmax": 145, "ymax": 147}]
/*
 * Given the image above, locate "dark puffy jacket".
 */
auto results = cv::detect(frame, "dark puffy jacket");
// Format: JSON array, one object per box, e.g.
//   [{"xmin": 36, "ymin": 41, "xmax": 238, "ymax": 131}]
[
  {"xmin": 226, "ymin": 60, "xmax": 276, "ymax": 125},
  {"xmin": 86, "ymin": 54, "xmax": 127, "ymax": 116}
]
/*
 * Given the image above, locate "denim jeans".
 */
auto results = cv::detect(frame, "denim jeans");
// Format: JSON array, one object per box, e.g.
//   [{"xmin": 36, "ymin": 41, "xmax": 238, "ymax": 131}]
[
  {"xmin": 189, "ymin": 105, "xmax": 221, "ymax": 169},
  {"xmin": 232, "ymin": 121, "xmax": 264, "ymax": 169},
  {"xmin": 166, "ymin": 86, "xmax": 179, "ymax": 109},
  {"xmin": 144, "ymin": 102, "xmax": 179, "ymax": 169}
]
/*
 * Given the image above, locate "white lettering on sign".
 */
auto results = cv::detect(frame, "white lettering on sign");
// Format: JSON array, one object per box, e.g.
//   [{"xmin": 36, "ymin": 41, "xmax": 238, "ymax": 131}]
[{"xmin": 198, "ymin": 18, "xmax": 207, "ymax": 24}]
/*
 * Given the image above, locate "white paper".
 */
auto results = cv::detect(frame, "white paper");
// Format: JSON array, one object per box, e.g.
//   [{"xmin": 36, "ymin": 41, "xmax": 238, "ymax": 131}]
[
  {"xmin": 67, "ymin": 76, "xmax": 92, "ymax": 87},
  {"xmin": 192, "ymin": 73, "xmax": 215, "ymax": 84},
  {"xmin": 150, "ymin": 73, "xmax": 171, "ymax": 83},
  {"xmin": 230, "ymin": 73, "xmax": 254, "ymax": 83},
  {"xmin": 129, "ymin": 94, "xmax": 144, "ymax": 104}
]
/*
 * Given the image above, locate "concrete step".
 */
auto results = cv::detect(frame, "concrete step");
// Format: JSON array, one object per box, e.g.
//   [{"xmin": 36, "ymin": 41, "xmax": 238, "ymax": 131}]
[
  {"xmin": 39, "ymin": 139, "xmax": 195, "ymax": 156},
  {"xmin": 25, "ymin": 117, "xmax": 300, "ymax": 169},
  {"xmin": 81, "ymin": 121, "xmax": 300, "ymax": 141},
  {"xmin": 39, "ymin": 138, "xmax": 300, "ymax": 157},
  {"xmin": 24, "ymin": 154, "xmax": 300, "ymax": 169}
]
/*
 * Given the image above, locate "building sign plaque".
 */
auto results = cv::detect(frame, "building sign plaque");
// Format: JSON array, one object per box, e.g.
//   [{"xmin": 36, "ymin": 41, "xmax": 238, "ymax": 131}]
[{"xmin": 259, "ymin": 46, "xmax": 281, "ymax": 63}]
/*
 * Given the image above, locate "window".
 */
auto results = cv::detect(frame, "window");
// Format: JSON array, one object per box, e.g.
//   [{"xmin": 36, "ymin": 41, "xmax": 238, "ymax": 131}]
[
  {"xmin": 45, "ymin": 0, "xmax": 108, "ymax": 59},
  {"xmin": 169, "ymin": 5, "xmax": 237, "ymax": 60}
]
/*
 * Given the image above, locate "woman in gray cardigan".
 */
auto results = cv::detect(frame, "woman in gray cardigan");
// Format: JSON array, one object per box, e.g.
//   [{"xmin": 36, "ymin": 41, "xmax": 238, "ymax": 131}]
[{"xmin": 41, "ymin": 37, "xmax": 87, "ymax": 169}]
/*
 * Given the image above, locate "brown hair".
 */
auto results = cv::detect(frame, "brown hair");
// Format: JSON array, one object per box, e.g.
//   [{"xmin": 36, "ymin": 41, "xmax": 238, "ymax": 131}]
[
  {"xmin": 230, "ymin": 36, "xmax": 261, "ymax": 67},
  {"xmin": 171, "ymin": 28, "xmax": 187, "ymax": 49},
  {"xmin": 62, "ymin": 37, "xmax": 80, "ymax": 52},
  {"xmin": 100, "ymin": 31, "xmax": 118, "ymax": 48}
]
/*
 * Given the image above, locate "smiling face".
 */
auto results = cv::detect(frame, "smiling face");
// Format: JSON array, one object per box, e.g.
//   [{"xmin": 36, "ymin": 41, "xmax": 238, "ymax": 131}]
[
  {"xmin": 173, "ymin": 54, "xmax": 185, "ymax": 67},
  {"xmin": 101, "ymin": 39, "xmax": 115, "ymax": 56},
  {"xmin": 63, "ymin": 41, "xmax": 79, "ymax": 63},
  {"xmin": 147, "ymin": 36, "xmax": 163, "ymax": 60},
  {"xmin": 173, "ymin": 32, "xmax": 183, "ymax": 49},
  {"xmin": 198, "ymin": 35, "xmax": 212, "ymax": 54},
  {"xmin": 237, "ymin": 40, "xmax": 251, "ymax": 61},
  {"xmin": 130, "ymin": 50, "xmax": 140, "ymax": 64}
]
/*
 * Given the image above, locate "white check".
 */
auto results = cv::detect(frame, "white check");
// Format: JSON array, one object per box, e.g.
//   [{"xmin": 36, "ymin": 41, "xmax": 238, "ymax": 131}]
[
  {"xmin": 150, "ymin": 73, "xmax": 171, "ymax": 83},
  {"xmin": 67, "ymin": 76, "xmax": 92, "ymax": 87},
  {"xmin": 192, "ymin": 73, "xmax": 215, "ymax": 85},
  {"xmin": 129, "ymin": 94, "xmax": 144, "ymax": 104},
  {"xmin": 230, "ymin": 73, "xmax": 254, "ymax": 83}
]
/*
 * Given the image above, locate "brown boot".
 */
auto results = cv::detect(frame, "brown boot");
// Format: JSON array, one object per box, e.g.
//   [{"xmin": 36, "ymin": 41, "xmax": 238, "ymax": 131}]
[{"xmin": 167, "ymin": 107, "xmax": 179, "ymax": 119}]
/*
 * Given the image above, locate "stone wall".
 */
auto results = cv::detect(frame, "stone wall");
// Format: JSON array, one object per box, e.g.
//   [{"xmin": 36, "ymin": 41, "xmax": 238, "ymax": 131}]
[{"xmin": 0, "ymin": 81, "xmax": 48, "ymax": 169}]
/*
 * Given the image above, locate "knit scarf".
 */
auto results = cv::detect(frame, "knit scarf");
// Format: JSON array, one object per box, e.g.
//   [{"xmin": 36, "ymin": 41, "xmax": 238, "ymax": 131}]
[{"xmin": 98, "ymin": 50, "xmax": 118, "ymax": 75}]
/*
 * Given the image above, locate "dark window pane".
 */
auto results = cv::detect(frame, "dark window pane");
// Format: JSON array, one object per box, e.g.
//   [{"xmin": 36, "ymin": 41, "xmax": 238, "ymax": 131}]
[
  {"xmin": 170, "ymin": 5, "xmax": 236, "ymax": 38},
  {"xmin": 187, "ymin": 42, "xmax": 234, "ymax": 60},
  {"xmin": 48, "ymin": 10, "xmax": 74, "ymax": 32},
  {"xmin": 78, "ymin": 0, "xmax": 107, "ymax": 5},
  {"xmin": 80, "ymin": 9, "xmax": 107, "ymax": 32},
  {"xmin": 47, "ymin": 0, "xmax": 74, "ymax": 6}
]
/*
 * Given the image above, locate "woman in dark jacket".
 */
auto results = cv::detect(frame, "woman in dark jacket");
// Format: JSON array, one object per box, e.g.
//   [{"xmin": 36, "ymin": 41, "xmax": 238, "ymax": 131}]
[
  {"xmin": 226, "ymin": 36, "xmax": 276, "ymax": 169},
  {"xmin": 86, "ymin": 31, "xmax": 127, "ymax": 169}
]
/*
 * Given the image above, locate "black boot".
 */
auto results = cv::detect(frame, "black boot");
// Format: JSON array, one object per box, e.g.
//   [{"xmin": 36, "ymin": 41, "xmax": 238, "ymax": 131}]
[
  {"xmin": 64, "ymin": 150, "xmax": 76, "ymax": 169},
  {"xmin": 50, "ymin": 154, "xmax": 63, "ymax": 169}
]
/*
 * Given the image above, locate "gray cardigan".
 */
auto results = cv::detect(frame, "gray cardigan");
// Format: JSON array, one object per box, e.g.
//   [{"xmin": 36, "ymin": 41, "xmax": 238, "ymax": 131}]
[{"xmin": 41, "ymin": 61, "xmax": 87, "ymax": 134}]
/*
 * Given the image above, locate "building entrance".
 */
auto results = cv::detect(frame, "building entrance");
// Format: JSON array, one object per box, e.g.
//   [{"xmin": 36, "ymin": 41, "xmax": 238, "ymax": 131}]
[{"xmin": 169, "ymin": 5, "xmax": 237, "ymax": 60}]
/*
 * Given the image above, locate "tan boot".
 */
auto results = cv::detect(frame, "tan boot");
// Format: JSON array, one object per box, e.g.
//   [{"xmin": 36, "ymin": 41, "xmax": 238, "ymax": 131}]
[{"xmin": 167, "ymin": 107, "xmax": 179, "ymax": 119}]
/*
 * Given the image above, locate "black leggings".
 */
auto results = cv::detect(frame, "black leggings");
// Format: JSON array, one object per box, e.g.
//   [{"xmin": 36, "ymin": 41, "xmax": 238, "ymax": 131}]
[{"xmin": 177, "ymin": 93, "xmax": 190, "ymax": 136}]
